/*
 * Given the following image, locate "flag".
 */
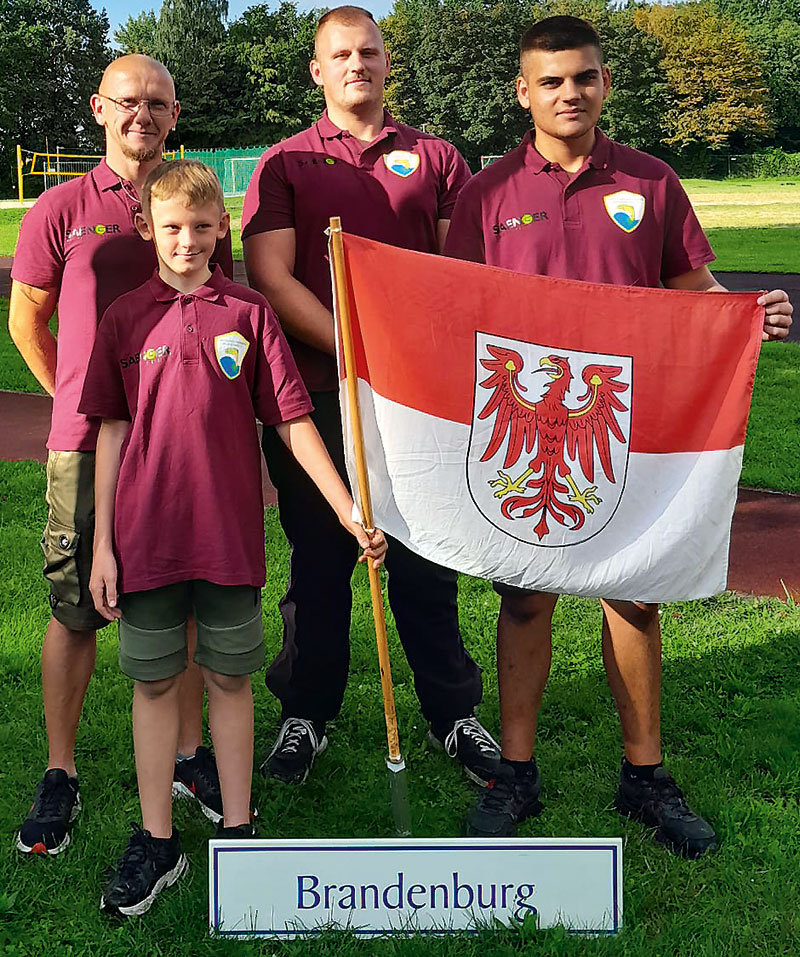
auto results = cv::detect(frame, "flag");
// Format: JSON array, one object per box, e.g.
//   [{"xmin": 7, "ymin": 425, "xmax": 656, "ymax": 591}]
[{"xmin": 334, "ymin": 233, "xmax": 763, "ymax": 602}]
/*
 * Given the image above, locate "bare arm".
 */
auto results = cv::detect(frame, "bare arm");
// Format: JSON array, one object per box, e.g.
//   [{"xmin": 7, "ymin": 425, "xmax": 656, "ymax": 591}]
[
  {"xmin": 275, "ymin": 415, "xmax": 386, "ymax": 568},
  {"xmin": 8, "ymin": 280, "xmax": 58, "ymax": 395},
  {"xmin": 665, "ymin": 265, "xmax": 792, "ymax": 341},
  {"xmin": 89, "ymin": 418, "xmax": 129, "ymax": 620},
  {"xmin": 244, "ymin": 228, "xmax": 337, "ymax": 356},
  {"xmin": 436, "ymin": 218, "xmax": 451, "ymax": 254}
]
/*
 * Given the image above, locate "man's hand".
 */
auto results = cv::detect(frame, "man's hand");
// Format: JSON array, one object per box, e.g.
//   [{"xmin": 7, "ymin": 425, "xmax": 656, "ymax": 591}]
[
  {"xmin": 758, "ymin": 289, "xmax": 793, "ymax": 342},
  {"xmin": 89, "ymin": 545, "xmax": 121, "ymax": 621}
]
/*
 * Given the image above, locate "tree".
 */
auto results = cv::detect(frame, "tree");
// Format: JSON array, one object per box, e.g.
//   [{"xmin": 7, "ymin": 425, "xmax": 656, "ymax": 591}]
[
  {"xmin": 0, "ymin": 0, "xmax": 109, "ymax": 194},
  {"xmin": 227, "ymin": 2, "xmax": 323, "ymax": 145},
  {"xmin": 635, "ymin": 3, "xmax": 772, "ymax": 152},
  {"xmin": 382, "ymin": 0, "xmax": 539, "ymax": 169},
  {"xmin": 114, "ymin": 10, "xmax": 158, "ymax": 55}
]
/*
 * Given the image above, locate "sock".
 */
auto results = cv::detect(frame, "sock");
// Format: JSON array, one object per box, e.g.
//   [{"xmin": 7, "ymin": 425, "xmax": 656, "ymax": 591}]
[
  {"xmin": 501, "ymin": 756, "xmax": 536, "ymax": 779},
  {"xmin": 622, "ymin": 758, "xmax": 662, "ymax": 782},
  {"xmin": 176, "ymin": 751, "xmax": 196, "ymax": 763}
]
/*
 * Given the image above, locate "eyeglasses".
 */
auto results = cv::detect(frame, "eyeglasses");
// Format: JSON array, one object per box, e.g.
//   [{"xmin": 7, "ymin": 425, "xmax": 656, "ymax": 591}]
[{"xmin": 98, "ymin": 93, "xmax": 176, "ymax": 117}]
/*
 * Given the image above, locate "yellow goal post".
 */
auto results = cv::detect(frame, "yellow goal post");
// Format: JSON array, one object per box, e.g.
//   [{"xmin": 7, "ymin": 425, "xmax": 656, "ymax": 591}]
[{"xmin": 16, "ymin": 144, "xmax": 184, "ymax": 203}]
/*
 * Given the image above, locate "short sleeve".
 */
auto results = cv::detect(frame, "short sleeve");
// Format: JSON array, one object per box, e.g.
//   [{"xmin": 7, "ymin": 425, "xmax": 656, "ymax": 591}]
[
  {"xmin": 660, "ymin": 168, "xmax": 715, "ymax": 282},
  {"xmin": 437, "ymin": 145, "xmax": 473, "ymax": 220},
  {"xmin": 78, "ymin": 311, "xmax": 131, "ymax": 422},
  {"xmin": 10, "ymin": 193, "xmax": 64, "ymax": 290},
  {"xmin": 252, "ymin": 302, "xmax": 313, "ymax": 426},
  {"xmin": 443, "ymin": 181, "xmax": 486, "ymax": 264},
  {"xmin": 241, "ymin": 150, "xmax": 295, "ymax": 241}
]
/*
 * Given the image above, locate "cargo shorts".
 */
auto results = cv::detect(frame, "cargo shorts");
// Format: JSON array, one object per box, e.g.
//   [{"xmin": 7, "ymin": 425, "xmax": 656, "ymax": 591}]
[
  {"xmin": 118, "ymin": 581, "xmax": 265, "ymax": 681},
  {"xmin": 41, "ymin": 450, "xmax": 109, "ymax": 632}
]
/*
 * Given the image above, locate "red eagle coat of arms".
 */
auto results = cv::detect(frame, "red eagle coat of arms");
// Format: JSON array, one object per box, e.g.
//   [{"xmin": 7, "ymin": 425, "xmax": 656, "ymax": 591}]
[{"xmin": 467, "ymin": 333, "xmax": 632, "ymax": 547}]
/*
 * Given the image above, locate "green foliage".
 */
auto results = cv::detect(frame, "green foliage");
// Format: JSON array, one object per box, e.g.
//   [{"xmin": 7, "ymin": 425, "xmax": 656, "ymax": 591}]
[
  {"xmin": 383, "ymin": 0, "xmax": 537, "ymax": 168},
  {"xmin": 227, "ymin": 2, "xmax": 324, "ymax": 144},
  {"xmin": 113, "ymin": 9, "xmax": 158, "ymax": 54},
  {"xmin": 636, "ymin": 3, "xmax": 772, "ymax": 153},
  {"xmin": 0, "ymin": 0, "xmax": 109, "ymax": 195}
]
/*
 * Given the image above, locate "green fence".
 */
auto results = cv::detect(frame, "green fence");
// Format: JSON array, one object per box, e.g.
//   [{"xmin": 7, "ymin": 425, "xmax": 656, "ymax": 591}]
[{"xmin": 184, "ymin": 147, "xmax": 268, "ymax": 197}]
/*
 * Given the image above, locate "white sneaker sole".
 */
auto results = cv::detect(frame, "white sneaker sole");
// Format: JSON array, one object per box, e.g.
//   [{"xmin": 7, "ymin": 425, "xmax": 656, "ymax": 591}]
[
  {"xmin": 100, "ymin": 854, "xmax": 188, "ymax": 917},
  {"xmin": 15, "ymin": 796, "xmax": 81, "ymax": 855},
  {"xmin": 172, "ymin": 780, "xmax": 222, "ymax": 824}
]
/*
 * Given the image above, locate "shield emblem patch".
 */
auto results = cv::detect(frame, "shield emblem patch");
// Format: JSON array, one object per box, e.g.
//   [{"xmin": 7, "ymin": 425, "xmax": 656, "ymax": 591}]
[
  {"xmin": 383, "ymin": 151, "xmax": 421, "ymax": 178},
  {"xmin": 603, "ymin": 190, "xmax": 646, "ymax": 233},
  {"xmin": 214, "ymin": 331, "xmax": 250, "ymax": 380},
  {"xmin": 467, "ymin": 333, "xmax": 633, "ymax": 547}
]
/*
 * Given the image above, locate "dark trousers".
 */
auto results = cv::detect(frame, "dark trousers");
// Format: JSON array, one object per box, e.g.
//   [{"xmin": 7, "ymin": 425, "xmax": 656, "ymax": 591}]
[{"xmin": 262, "ymin": 390, "xmax": 483, "ymax": 727}]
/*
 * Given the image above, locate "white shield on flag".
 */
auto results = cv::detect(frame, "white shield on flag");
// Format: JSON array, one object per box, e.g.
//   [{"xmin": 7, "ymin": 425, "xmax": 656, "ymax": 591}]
[{"xmin": 467, "ymin": 333, "xmax": 633, "ymax": 547}]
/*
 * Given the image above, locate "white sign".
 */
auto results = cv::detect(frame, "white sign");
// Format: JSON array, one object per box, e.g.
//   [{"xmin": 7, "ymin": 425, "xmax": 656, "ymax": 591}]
[{"xmin": 209, "ymin": 838, "xmax": 622, "ymax": 938}]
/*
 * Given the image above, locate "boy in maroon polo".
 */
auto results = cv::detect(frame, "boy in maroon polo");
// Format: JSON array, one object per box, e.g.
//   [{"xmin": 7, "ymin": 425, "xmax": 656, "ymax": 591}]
[
  {"xmin": 10, "ymin": 55, "xmax": 234, "ymax": 857},
  {"xmin": 445, "ymin": 16, "xmax": 792, "ymax": 857},
  {"xmin": 242, "ymin": 5, "xmax": 500, "ymax": 789},
  {"xmin": 79, "ymin": 161, "xmax": 386, "ymax": 917}
]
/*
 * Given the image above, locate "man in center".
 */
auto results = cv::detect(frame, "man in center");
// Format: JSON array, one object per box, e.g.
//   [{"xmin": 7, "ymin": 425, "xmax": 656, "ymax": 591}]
[{"xmin": 242, "ymin": 5, "xmax": 499, "ymax": 785}]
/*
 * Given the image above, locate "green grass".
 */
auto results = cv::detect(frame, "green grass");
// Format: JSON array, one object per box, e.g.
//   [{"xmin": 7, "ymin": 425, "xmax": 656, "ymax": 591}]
[
  {"xmin": 0, "ymin": 459, "xmax": 799, "ymax": 954},
  {"xmin": 708, "ymin": 227, "xmax": 800, "ymax": 273},
  {"xmin": 741, "ymin": 342, "xmax": 800, "ymax": 492},
  {"xmin": 0, "ymin": 208, "xmax": 24, "ymax": 257}
]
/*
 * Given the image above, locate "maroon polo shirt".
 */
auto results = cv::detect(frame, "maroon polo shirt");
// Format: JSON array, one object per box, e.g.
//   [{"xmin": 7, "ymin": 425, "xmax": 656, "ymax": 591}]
[
  {"xmin": 78, "ymin": 268, "xmax": 312, "ymax": 594},
  {"xmin": 241, "ymin": 110, "xmax": 471, "ymax": 391},
  {"xmin": 12, "ymin": 160, "xmax": 234, "ymax": 452},
  {"xmin": 444, "ymin": 130, "xmax": 713, "ymax": 285}
]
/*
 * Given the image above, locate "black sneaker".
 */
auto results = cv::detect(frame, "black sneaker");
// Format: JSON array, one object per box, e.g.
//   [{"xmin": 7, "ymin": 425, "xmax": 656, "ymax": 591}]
[
  {"xmin": 464, "ymin": 761, "xmax": 542, "ymax": 837},
  {"xmin": 16, "ymin": 769, "xmax": 81, "ymax": 856},
  {"xmin": 215, "ymin": 821, "xmax": 258, "ymax": 839},
  {"xmin": 429, "ymin": 716, "xmax": 501, "ymax": 787},
  {"xmin": 615, "ymin": 765, "xmax": 718, "ymax": 859},
  {"xmin": 100, "ymin": 824, "xmax": 187, "ymax": 917},
  {"xmin": 261, "ymin": 718, "xmax": 328, "ymax": 784},
  {"xmin": 172, "ymin": 746, "xmax": 223, "ymax": 823}
]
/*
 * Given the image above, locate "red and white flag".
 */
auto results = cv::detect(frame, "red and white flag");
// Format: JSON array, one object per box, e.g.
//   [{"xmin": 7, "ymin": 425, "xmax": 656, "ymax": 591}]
[{"xmin": 334, "ymin": 233, "xmax": 763, "ymax": 601}]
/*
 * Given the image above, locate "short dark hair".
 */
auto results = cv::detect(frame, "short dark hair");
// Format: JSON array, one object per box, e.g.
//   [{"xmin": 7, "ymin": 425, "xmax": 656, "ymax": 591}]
[
  {"xmin": 519, "ymin": 15, "xmax": 602, "ymax": 64},
  {"xmin": 315, "ymin": 6, "xmax": 377, "ymax": 53}
]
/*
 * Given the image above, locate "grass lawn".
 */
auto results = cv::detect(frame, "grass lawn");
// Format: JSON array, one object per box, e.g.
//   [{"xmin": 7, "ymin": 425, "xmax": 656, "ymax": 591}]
[
  {"xmin": 0, "ymin": 463, "xmax": 800, "ymax": 957},
  {"xmin": 0, "ymin": 459, "xmax": 798, "ymax": 955}
]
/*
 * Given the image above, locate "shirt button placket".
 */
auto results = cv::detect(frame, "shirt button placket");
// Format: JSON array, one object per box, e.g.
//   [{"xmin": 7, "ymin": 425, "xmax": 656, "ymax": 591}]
[{"xmin": 181, "ymin": 296, "xmax": 199, "ymax": 364}]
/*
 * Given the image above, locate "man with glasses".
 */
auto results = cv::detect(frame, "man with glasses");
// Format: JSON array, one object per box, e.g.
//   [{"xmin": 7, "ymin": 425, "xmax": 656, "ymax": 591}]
[{"xmin": 9, "ymin": 54, "xmax": 233, "ymax": 855}]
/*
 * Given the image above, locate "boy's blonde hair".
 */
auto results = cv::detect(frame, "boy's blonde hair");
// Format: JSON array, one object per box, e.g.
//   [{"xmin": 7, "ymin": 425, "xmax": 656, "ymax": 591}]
[{"xmin": 142, "ymin": 160, "xmax": 225, "ymax": 218}]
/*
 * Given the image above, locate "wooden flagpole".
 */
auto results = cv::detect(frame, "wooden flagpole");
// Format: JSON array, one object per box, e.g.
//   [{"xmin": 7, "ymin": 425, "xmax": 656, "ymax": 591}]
[{"xmin": 328, "ymin": 217, "xmax": 411, "ymax": 835}]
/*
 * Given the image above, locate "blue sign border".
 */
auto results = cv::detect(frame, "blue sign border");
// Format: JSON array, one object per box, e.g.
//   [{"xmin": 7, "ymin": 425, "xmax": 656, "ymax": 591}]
[{"xmin": 210, "ymin": 842, "xmax": 620, "ymax": 937}]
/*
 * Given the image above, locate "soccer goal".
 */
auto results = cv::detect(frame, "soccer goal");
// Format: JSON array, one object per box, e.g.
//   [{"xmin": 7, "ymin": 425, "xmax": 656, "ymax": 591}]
[{"xmin": 15, "ymin": 145, "xmax": 182, "ymax": 203}]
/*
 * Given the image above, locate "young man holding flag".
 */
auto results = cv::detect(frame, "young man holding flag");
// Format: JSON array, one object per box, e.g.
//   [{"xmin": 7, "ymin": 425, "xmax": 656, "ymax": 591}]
[
  {"xmin": 445, "ymin": 16, "xmax": 792, "ymax": 857},
  {"xmin": 242, "ymin": 6, "xmax": 500, "ymax": 786}
]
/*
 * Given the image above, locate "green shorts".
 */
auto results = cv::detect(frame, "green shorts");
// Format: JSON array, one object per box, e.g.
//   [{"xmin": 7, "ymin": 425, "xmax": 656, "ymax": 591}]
[
  {"xmin": 118, "ymin": 580, "xmax": 264, "ymax": 681},
  {"xmin": 41, "ymin": 450, "xmax": 108, "ymax": 632}
]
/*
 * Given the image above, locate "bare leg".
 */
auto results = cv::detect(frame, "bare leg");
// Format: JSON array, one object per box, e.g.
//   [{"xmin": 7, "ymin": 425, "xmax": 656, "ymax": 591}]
[
  {"xmin": 497, "ymin": 592, "xmax": 559, "ymax": 760},
  {"xmin": 600, "ymin": 600, "xmax": 662, "ymax": 765},
  {"xmin": 177, "ymin": 619, "xmax": 204, "ymax": 756},
  {"xmin": 203, "ymin": 669, "xmax": 253, "ymax": 828},
  {"xmin": 134, "ymin": 675, "xmax": 181, "ymax": 839},
  {"xmin": 41, "ymin": 616, "xmax": 96, "ymax": 776}
]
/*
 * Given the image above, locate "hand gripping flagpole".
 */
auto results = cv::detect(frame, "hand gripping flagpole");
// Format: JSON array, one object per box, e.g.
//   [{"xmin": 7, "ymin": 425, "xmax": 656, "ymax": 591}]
[{"xmin": 328, "ymin": 217, "xmax": 412, "ymax": 837}]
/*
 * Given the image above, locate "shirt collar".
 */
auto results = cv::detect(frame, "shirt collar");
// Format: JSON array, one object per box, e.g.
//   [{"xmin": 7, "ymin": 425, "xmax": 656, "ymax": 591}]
[
  {"xmin": 316, "ymin": 108, "xmax": 398, "ymax": 141},
  {"xmin": 148, "ymin": 264, "xmax": 225, "ymax": 303},
  {"xmin": 92, "ymin": 158, "xmax": 139, "ymax": 196},
  {"xmin": 522, "ymin": 128, "xmax": 610, "ymax": 174}
]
